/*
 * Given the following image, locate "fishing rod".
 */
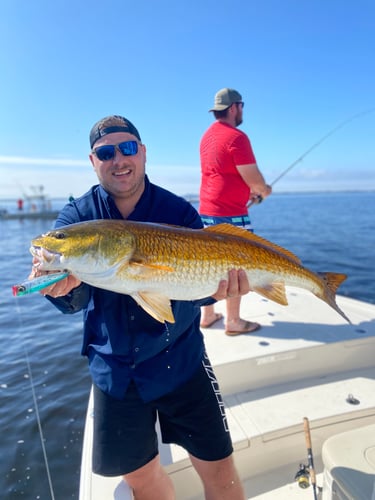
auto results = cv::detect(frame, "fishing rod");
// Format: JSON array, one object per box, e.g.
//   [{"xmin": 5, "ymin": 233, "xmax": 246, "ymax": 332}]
[
  {"xmin": 248, "ymin": 107, "xmax": 375, "ymax": 207},
  {"xmin": 303, "ymin": 417, "xmax": 318, "ymax": 500},
  {"xmin": 294, "ymin": 417, "xmax": 320, "ymax": 497}
]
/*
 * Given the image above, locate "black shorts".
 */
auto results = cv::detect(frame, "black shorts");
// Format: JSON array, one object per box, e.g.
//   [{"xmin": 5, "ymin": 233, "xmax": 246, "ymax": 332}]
[{"xmin": 92, "ymin": 353, "xmax": 233, "ymax": 476}]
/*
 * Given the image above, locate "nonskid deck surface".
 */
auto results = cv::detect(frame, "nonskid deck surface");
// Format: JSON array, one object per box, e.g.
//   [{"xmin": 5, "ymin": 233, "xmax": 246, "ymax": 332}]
[
  {"xmin": 79, "ymin": 290, "xmax": 375, "ymax": 500},
  {"xmin": 203, "ymin": 288, "xmax": 374, "ymax": 376}
]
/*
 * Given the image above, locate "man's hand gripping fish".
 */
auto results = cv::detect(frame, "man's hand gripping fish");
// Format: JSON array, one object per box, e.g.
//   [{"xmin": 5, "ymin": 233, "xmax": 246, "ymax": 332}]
[{"xmin": 30, "ymin": 220, "xmax": 350, "ymax": 324}]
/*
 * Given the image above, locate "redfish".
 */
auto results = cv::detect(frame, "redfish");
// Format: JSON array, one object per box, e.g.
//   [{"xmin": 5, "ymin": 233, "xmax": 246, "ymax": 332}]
[{"xmin": 30, "ymin": 220, "xmax": 350, "ymax": 324}]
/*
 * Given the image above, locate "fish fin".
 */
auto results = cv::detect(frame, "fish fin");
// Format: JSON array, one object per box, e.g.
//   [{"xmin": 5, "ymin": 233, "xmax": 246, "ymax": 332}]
[
  {"xmin": 132, "ymin": 291, "xmax": 175, "ymax": 324},
  {"xmin": 317, "ymin": 272, "xmax": 347, "ymax": 295},
  {"xmin": 203, "ymin": 224, "xmax": 301, "ymax": 264},
  {"xmin": 316, "ymin": 272, "xmax": 351, "ymax": 323},
  {"xmin": 132, "ymin": 261, "xmax": 175, "ymax": 272},
  {"xmin": 121, "ymin": 258, "xmax": 175, "ymax": 277},
  {"xmin": 253, "ymin": 282, "xmax": 288, "ymax": 305}
]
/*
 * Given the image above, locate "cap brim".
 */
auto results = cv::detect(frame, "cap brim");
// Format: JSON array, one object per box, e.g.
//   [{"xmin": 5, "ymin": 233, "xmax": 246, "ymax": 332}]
[{"xmin": 209, "ymin": 104, "xmax": 231, "ymax": 112}]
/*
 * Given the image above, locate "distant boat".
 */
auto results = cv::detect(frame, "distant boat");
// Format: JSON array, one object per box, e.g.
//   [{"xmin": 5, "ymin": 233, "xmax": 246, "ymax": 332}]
[
  {"xmin": 79, "ymin": 290, "xmax": 375, "ymax": 500},
  {"xmin": 0, "ymin": 209, "xmax": 60, "ymax": 220},
  {"xmin": 0, "ymin": 185, "xmax": 60, "ymax": 220}
]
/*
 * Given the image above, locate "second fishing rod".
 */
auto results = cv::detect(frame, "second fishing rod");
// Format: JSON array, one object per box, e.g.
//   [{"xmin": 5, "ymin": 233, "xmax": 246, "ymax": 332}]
[{"xmin": 248, "ymin": 107, "xmax": 375, "ymax": 207}]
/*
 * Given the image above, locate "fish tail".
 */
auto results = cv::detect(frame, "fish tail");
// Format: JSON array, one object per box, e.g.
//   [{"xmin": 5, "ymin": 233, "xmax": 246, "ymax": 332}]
[{"xmin": 316, "ymin": 272, "xmax": 351, "ymax": 323}]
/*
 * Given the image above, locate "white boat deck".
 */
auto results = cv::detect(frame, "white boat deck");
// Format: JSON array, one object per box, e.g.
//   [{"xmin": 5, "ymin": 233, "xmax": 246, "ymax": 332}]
[{"xmin": 79, "ymin": 289, "xmax": 375, "ymax": 499}]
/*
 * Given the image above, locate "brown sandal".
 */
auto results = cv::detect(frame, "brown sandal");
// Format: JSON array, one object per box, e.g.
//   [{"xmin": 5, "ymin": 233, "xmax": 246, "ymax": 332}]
[
  {"xmin": 225, "ymin": 321, "xmax": 261, "ymax": 336},
  {"xmin": 200, "ymin": 313, "xmax": 224, "ymax": 328}
]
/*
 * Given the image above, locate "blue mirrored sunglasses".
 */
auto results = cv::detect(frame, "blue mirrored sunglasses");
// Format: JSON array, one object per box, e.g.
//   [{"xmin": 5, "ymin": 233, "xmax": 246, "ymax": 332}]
[{"xmin": 92, "ymin": 140, "xmax": 139, "ymax": 161}]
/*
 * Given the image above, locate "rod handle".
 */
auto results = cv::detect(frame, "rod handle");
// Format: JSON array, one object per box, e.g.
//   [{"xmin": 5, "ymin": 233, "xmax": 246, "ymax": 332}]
[{"xmin": 303, "ymin": 417, "xmax": 317, "ymax": 487}]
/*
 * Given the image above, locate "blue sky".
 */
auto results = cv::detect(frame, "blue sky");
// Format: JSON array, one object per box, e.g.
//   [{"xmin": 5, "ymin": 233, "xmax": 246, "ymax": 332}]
[{"xmin": 1, "ymin": 0, "xmax": 374, "ymax": 199}]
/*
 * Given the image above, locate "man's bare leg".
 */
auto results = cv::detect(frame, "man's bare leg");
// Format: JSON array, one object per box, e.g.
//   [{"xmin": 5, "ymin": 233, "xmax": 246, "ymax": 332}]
[
  {"xmin": 123, "ymin": 455, "xmax": 175, "ymax": 500},
  {"xmin": 225, "ymin": 296, "xmax": 260, "ymax": 334},
  {"xmin": 190, "ymin": 454, "xmax": 245, "ymax": 500}
]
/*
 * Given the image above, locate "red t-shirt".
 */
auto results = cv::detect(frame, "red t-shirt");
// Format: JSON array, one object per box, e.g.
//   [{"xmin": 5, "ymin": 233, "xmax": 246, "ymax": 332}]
[{"xmin": 199, "ymin": 121, "xmax": 257, "ymax": 216}]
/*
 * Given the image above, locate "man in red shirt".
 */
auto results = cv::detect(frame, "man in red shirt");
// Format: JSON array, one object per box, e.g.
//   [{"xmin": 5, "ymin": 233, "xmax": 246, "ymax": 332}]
[{"xmin": 199, "ymin": 88, "xmax": 272, "ymax": 335}]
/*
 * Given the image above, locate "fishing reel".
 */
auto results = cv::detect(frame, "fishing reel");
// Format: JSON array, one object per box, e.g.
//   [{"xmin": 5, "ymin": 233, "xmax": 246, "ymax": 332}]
[{"xmin": 294, "ymin": 463, "xmax": 311, "ymax": 489}]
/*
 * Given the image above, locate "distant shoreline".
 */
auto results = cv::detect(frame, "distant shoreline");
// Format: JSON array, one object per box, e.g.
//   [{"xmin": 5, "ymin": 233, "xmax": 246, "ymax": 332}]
[{"xmin": 0, "ymin": 189, "xmax": 374, "ymax": 203}]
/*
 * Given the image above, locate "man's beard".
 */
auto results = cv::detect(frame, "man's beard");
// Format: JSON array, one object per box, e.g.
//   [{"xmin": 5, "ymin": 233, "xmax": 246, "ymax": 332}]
[{"xmin": 235, "ymin": 114, "xmax": 243, "ymax": 126}]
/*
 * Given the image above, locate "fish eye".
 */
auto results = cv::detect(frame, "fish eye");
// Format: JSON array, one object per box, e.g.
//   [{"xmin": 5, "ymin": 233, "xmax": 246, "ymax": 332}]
[{"xmin": 54, "ymin": 231, "xmax": 66, "ymax": 240}]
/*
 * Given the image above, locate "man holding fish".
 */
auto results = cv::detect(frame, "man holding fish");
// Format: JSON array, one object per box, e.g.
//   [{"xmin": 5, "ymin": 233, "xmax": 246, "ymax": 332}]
[{"xmin": 30, "ymin": 115, "xmax": 248, "ymax": 499}]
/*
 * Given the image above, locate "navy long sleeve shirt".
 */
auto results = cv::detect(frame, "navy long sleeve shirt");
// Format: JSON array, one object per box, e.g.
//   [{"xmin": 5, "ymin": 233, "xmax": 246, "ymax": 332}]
[{"xmin": 47, "ymin": 177, "xmax": 214, "ymax": 401}]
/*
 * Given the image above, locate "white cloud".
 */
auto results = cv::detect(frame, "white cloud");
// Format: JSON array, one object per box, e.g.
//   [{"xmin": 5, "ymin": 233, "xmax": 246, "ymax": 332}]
[
  {"xmin": 0, "ymin": 156, "xmax": 373, "ymax": 201},
  {"xmin": 0, "ymin": 156, "xmax": 95, "ymax": 199},
  {"xmin": 0, "ymin": 155, "xmax": 88, "ymax": 167}
]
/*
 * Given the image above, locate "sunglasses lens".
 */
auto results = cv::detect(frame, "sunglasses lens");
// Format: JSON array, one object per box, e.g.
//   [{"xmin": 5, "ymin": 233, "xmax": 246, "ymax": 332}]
[
  {"xmin": 95, "ymin": 145, "xmax": 116, "ymax": 161},
  {"xmin": 93, "ymin": 141, "xmax": 138, "ymax": 160},
  {"xmin": 118, "ymin": 141, "xmax": 138, "ymax": 156}
]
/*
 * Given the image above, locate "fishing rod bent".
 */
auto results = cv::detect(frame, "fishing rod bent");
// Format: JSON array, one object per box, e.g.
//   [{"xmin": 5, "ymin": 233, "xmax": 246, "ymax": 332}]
[
  {"xmin": 270, "ymin": 107, "xmax": 375, "ymax": 187},
  {"xmin": 248, "ymin": 107, "xmax": 375, "ymax": 207}
]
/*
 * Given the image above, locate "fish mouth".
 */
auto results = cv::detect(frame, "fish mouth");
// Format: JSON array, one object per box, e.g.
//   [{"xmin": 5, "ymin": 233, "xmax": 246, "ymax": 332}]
[{"xmin": 30, "ymin": 246, "xmax": 62, "ymax": 268}]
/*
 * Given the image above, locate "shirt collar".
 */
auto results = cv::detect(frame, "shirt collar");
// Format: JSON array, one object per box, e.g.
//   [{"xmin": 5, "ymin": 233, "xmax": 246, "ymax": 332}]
[{"xmin": 97, "ymin": 176, "xmax": 151, "ymax": 220}]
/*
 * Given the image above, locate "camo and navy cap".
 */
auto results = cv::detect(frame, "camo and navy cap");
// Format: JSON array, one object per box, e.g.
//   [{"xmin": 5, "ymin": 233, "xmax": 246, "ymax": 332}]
[
  {"xmin": 89, "ymin": 115, "xmax": 141, "ymax": 148},
  {"xmin": 209, "ymin": 88, "xmax": 242, "ymax": 112}
]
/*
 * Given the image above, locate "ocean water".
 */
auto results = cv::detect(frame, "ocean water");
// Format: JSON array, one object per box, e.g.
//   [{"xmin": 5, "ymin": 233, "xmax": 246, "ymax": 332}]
[{"xmin": 0, "ymin": 191, "xmax": 374, "ymax": 499}]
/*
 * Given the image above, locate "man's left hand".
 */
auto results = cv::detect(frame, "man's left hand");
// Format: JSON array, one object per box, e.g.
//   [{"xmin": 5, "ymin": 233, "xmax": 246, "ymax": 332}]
[{"xmin": 212, "ymin": 269, "xmax": 251, "ymax": 301}]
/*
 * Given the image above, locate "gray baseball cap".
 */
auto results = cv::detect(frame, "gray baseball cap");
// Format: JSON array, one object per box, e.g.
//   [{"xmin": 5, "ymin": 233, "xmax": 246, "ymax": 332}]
[{"xmin": 209, "ymin": 88, "xmax": 242, "ymax": 111}]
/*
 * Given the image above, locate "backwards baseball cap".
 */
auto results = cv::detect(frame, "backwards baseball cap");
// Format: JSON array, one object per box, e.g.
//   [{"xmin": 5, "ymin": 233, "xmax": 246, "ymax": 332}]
[
  {"xmin": 89, "ymin": 115, "xmax": 141, "ymax": 148},
  {"xmin": 209, "ymin": 88, "xmax": 242, "ymax": 112}
]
